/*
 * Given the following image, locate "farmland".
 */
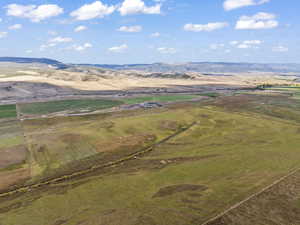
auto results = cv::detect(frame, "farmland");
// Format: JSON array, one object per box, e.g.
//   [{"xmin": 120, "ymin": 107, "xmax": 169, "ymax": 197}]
[
  {"xmin": 18, "ymin": 95, "xmax": 204, "ymax": 117},
  {"xmin": 122, "ymin": 95, "xmax": 201, "ymax": 104},
  {"xmin": 0, "ymin": 89, "xmax": 300, "ymax": 225},
  {"xmin": 19, "ymin": 99, "xmax": 123, "ymax": 115},
  {"xmin": 0, "ymin": 104, "xmax": 17, "ymax": 119}
]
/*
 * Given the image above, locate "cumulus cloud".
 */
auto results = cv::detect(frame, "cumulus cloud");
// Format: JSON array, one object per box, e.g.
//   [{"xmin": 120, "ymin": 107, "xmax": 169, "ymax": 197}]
[
  {"xmin": 118, "ymin": 25, "xmax": 142, "ymax": 32},
  {"xmin": 157, "ymin": 47, "xmax": 176, "ymax": 54},
  {"xmin": 234, "ymin": 40, "xmax": 262, "ymax": 49},
  {"xmin": 272, "ymin": 45, "xmax": 288, "ymax": 52},
  {"xmin": 72, "ymin": 43, "xmax": 93, "ymax": 51},
  {"xmin": 119, "ymin": 0, "xmax": 161, "ymax": 16},
  {"xmin": 74, "ymin": 25, "xmax": 87, "ymax": 32},
  {"xmin": 6, "ymin": 4, "xmax": 63, "ymax": 22},
  {"xmin": 49, "ymin": 36, "xmax": 73, "ymax": 43},
  {"xmin": 230, "ymin": 40, "xmax": 239, "ymax": 46},
  {"xmin": 8, "ymin": 24, "xmax": 22, "ymax": 30},
  {"xmin": 237, "ymin": 44, "xmax": 251, "ymax": 49},
  {"xmin": 40, "ymin": 43, "xmax": 56, "ymax": 51},
  {"xmin": 48, "ymin": 31, "xmax": 57, "ymax": 36},
  {"xmin": 40, "ymin": 36, "xmax": 72, "ymax": 51},
  {"xmin": 235, "ymin": 12, "xmax": 278, "ymax": 29},
  {"xmin": 108, "ymin": 44, "xmax": 128, "ymax": 53},
  {"xmin": 71, "ymin": 1, "xmax": 115, "ymax": 20},
  {"xmin": 223, "ymin": 0, "xmax": 270, "ymax": 11},
  {"xmin": 0, "ymin": 32, "xmax": 8, "ymax": 38},
  {"xmin": 184, "ymin": 22, "xmax": 229, "ymax": 32},
  {"xmin": 243, "ymin": 40, "xmax": 262, "ymax": 45},
  {"xmin": 151, "ymin": 32, "xmax": 160, "ymax": 37}
]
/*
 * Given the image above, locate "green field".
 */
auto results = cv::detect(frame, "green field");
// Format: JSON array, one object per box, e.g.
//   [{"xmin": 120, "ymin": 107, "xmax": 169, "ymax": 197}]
[
  {"xmin": 122, "ymin": 95, "xmax": 200, "ymax": 104},
  {"xmin": 18, "ymin": 95, "xmax": 203, "ymax": 116},
  {"xmin": 19, "ymin": 99, "xmax": 123, "ymax": 115},
  {"xmin": 0, "ymin": 104, "xmax": 17, "ymax": 119},
  {"xmin": 1, "ymin": 93, "xmax": 300, "ymax": 225}
]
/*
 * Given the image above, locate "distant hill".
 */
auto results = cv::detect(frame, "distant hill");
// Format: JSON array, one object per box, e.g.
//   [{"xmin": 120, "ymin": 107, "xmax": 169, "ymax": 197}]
[
  {"xmin": 79, "ymin": 62, "xmax": 300, "ymax": 73},
  {"xmin": 0, "ymin": 57, "xmax": 69, "ymax": 69},
  {"xmin": 0, "ymin": 57, "xmax": 299, "ymax": 73}
]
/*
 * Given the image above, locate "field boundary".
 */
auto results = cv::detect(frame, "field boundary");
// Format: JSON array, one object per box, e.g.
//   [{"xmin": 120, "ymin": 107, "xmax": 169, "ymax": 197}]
[
  {"xmin": 0, "ymin": 121, "xmax": 198, "ymax": 198},
  {"xmin": 200, "ymin": 167, "xmax": 300, "ymax": 225}
]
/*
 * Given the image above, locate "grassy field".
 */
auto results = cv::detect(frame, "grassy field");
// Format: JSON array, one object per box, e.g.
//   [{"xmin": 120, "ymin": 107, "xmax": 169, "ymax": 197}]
[
  {"xmin": 0, "ymin": 93, "xmax": 300, "ymax": 225},
  {"xmin": 0, "ymin": 119, "xmax": 29, "ymax": 192},
  {"xmin": 18, "ymin": 95, "xmax": 202, "ymax": 116},
  {"xmin": 19, "ymin": 99, "xmax": 123, "ymax": 115},
  {"xmin": 208, "ymin": 169, "xmax": 300, "ymax": 225},
  {"xmin": 0, "ymin": 104, "xmax": 17, "ymax": 119},
  {"xmin": 122, "ymin": 95, "xmax": 200, "ymax": 104},
  {"xmin": 21, "ymin": 107, "xmax": 194, "ymax": 180},
  {"xmin": 266, "ymin": 85, "xmax": 300, "ymax": 100}
]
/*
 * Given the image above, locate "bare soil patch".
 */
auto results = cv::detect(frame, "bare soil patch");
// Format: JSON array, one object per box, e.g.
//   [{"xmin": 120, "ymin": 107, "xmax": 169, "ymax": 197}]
[
  {"xmin": 0, "ymin": 168, "xmax": 30, "ymax": 192},
  {"xmin": 0, "ymin": 145, "xmax": 27, "ymax": 169}
]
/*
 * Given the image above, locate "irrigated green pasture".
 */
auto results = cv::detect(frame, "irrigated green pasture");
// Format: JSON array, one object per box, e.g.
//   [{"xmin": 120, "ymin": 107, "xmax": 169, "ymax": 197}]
[
  {"xmin": 122, "ymin": 94, "xmax": 200, "ymax": 104},
  {"xmin": 1, "ymin": 92, "xmax": 300, "ymax": 225},
  {"xmin": 18, "ymin": 95, "xmax": 202, "ymax": 116},
  {"xmin": 0, "ymin": 104, "xmax": 17, "ymax": 119},
  {"xmin": 19, "ymin": 99, "xmax": 123, "ymax": 115}
]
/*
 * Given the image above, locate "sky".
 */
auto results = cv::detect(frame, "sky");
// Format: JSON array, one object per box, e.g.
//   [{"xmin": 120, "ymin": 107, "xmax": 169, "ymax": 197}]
[{"xmin": 0, "ymin": 0, "xmax": 299, "ymax": 64}]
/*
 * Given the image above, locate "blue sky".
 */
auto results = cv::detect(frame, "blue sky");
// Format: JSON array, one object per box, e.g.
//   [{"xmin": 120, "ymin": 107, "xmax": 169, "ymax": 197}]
[{"xmin": 0, "ymin": 0, "xmax": 299, "ymax": 64}]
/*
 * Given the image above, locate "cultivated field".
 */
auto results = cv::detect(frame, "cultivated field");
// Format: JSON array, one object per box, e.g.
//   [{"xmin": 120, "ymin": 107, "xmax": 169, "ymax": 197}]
[{"xmin": 0, "ymin": 89, "xmax": 300, "ymax": 225}]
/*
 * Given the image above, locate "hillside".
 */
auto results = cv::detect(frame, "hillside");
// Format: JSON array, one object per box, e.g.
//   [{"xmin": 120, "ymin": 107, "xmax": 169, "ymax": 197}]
[{"xmin": 0, "ymin": 57, "xmax": 69, "ymax": 69}]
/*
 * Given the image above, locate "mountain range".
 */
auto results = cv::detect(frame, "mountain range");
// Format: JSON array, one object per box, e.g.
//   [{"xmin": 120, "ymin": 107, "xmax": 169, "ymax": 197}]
[{"xmin": 0, "ymin": 57, "xmax": 299, "ymax": 73}]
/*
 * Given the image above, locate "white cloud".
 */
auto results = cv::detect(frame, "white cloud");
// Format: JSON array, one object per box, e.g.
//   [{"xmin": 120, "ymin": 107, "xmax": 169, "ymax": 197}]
[
  {"xmin": 272, "ymin": 45, "xmax": 288, "ymax": 52},
  {"xmin": 210, "ymin": 43, "xmax": 225, "ymax": 50},
  {"xmin": 243, "ymin": 40, "xmax": 262, "ymax": 45},
  {"xmin": 119, "ymin": 0, "xmax": 161, "ymax": 16},
  {"xmin": 118, "ymin": 25, "xmax": 142, "ymax": 32},
  {"xmin": 235, "ymin": 12, "xmax": 278, "ymax": 30},
  {"xmin": 71, "ymin": 1, "xmax": 115, "ymax": 20},
  {"xmin": 49, "ymin": 36, "xmax": 73, "ymax": 43},
  {"xmin": 40, "ymin": 44, "xmax": 54, "ymax": 51},
  {"xmin": 108, "ymin": 44, "xmax": 128, "ymax": 53},
  {"xmin": 40, "ymin": 36, "xmax": 73, "ymax": 51},
  {"xmin": 6, "ymin": 4, "xmax": 63, "ymax": 22},
  {"xmin": 74, "ymin": 25, "xmax": 87, "ymax": 32},
  {"xmin": 151, "ymin": 32, "xmax": 160, "ymax": 37},
  {"xmin": 230, "ymin": 40, "xmax": 239, "ymax": 46},
  {"xmin": 184, "ymin": 22, "xmax": 229, "ymax": 32},
  {"xmin": 157, "ymin": 47, "xmax": 176, "ymax": 54},
  {"xmin": 0, "ymin": 32, "xmax": 8, "ymax": 38},
  {"xmin": 0, "ymin": 18, "xmax": 2, "ymax": 23},
  {"xmin": 237, "ymin": 44, "xmax": 251, "ymax": 49},
  {"xmin": 26, "ymin": 50, "xmax": 33, "ymax": 53},
  {"xmin": 236, "ymin": 40, "xmax": 262, "ymax": 49},
  {"xmin": 48, "ymin": 31, "xmax": 57, "ymax": 36},
  {"xmin": 223, "ymin": 0, "xmax": 270, "ymax": 11},
  {"xmin": 8, "ymin": 24, "xmax": 22, "ymax": 30},
  {"xmin": 72, "ymin": 43, "xmax": 93, "ymax": 51}
]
